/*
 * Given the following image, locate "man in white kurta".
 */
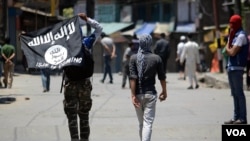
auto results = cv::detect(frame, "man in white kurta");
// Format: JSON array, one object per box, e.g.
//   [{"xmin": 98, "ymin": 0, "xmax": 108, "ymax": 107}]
[{"xmin": 180, "ymin": 35, "xmax": 200, "ymax": 89}]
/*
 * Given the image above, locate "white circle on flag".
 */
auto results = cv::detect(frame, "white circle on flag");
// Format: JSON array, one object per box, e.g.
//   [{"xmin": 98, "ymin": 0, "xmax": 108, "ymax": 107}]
[{"xmin": 45, "ymin": 45, "xmax": 68, "ymax": 65}]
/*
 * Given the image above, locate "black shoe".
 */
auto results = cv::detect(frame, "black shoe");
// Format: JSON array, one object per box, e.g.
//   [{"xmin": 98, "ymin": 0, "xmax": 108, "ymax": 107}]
[
  {"xmin": 195, "ymin": 84, "xmax": 199, "ymax": 89},
  {"xmin": 233, "ymin": 119, "xmax": 247, "ymax": 124},
  {"xmin": 100, "ymin": 80, "xmax": 104, "ymax": 83},
  {"xmin": 224, "ymin": 119, "xmax": 235, "ymax": 124},
  {"xmin": 109, "ymin": 81, "xmax": 113, "ymax": 84},
  {"xmin": 4, "ymin": 82, "xmax": 7, "ymax": 88},
  {"xmin": 187, "ymin": 86, "xmax": 193, "ymax": 89},
  {"xmin": 122, "ymin": 84, "xmax": 125, "ymax": 88}
]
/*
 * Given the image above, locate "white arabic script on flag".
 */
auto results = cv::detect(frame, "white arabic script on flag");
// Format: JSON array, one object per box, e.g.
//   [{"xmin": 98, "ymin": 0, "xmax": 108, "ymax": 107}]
[{"xmin": 20, "ymin": 16, "xmax": 83, "ymax": 69}]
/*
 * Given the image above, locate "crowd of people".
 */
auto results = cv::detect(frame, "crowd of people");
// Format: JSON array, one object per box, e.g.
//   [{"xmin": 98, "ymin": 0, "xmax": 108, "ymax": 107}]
[{"xmin": 1, "ymin": 13, "xmax": 249, "ymax": 141}]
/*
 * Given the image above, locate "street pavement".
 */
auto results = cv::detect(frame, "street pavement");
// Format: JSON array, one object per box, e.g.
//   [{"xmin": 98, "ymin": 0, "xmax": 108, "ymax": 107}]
[{"xmin": 0, "ymin": 72, "xmax": 250, "ymax": 141}]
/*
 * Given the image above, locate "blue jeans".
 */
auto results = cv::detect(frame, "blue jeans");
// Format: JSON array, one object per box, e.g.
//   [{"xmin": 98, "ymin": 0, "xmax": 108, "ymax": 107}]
[
  {"xmin": 40, "ymin": 68, "xmax": 50, "ymax": 91},
  {"xmin": 228, "ymin": 70, "xmax": 247, "ymax": 122},
  {"xmin": 102, "ymin": 55, "xmax": 113, "ymax": 82}
]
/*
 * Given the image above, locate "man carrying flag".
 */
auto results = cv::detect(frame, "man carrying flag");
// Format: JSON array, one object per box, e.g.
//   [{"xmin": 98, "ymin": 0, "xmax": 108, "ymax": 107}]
[{"xmin": 20, "ymin": 13, "xmax": 103, "ymax": 141}]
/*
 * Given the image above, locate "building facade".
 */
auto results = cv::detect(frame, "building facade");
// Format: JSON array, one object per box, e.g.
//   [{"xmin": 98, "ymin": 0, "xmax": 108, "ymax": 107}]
[{"xmin": 0, "ymin": 0, "xmax": 240, "ymax": 73}]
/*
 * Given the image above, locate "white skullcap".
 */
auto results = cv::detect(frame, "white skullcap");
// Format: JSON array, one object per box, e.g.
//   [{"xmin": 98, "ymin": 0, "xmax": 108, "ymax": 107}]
[{"xmin": 180, "ymin": 36, "xmax": 186, "ymax": 40}]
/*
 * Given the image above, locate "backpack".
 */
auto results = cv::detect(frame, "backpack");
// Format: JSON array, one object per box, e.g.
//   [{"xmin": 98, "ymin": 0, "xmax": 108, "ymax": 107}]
[
  {"xmin": 62, "ymin": 46, "xmax": 94, "ymax": 81},
  {"xmin": 60, "ymin": 46, "xmax": 94, "ymax": 93},
  {"xmin": 82, "ymin": 47, "xmax": 94, "ymax": 78}
]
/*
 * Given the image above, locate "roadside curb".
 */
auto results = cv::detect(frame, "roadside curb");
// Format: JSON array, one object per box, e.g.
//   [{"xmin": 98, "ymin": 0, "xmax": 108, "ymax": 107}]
[{"xmin": 204, "ymin": 73, "xmax": 230, "ymax": 89}]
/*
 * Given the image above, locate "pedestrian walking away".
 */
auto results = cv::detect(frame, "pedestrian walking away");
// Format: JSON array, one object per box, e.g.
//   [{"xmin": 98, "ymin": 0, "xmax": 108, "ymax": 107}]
[
  {"xmin": 129, "ymin": 34, "xmax": 167, "ymax": 141},
  {"xmin": 100, "ymin": 32, "xmax": 116, "ymax": 84},
  {"xmin": 62, "ymin": 13, "xmax": 103, "ymax": 141},
  {"xmin": 176, "ymin": 35, "xmax": 187, "ymax": 80},
  {"xmin": 153, "ymin": 33, "xmax": 170, "ymax": 74},
  {"xmin": 224, "ymin": 14, "xmax": 248, "ymax": 125},
  {"xmin": 180, "ymin": 33, "xmax": 200, "ymax": 89},
  {"xmin": 1, "ymin": 37, "xmax": 15, "ymax": 89}
]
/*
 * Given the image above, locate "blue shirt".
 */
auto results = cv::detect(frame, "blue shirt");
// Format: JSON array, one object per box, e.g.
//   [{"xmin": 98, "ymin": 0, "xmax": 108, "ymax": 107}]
[{"xmin": 227, "ymin": 29, "xmax": 249, "ymax": 71}]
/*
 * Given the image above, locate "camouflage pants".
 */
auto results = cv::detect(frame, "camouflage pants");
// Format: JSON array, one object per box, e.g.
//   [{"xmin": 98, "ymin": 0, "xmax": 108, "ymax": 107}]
[{"xmin": 63, "ymin": 79, "xmax": 92, "ymax": 141}]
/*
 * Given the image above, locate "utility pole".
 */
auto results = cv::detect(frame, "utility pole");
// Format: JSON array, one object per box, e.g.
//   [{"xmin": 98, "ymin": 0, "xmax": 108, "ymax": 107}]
[
  {"xmin": 197, "ymin": 0, "xmax": 203, "ymax": 44},
  {"xmin": 212, "ymin": 0, "xmax": 223, "ymax": 73},
  {"xmin": 86, "ymin": 0, "xmax": 95, "ymax": 36},
  {"xmin": 234, "ymin": 0, "xmax": 242, "ymax": 16},
  {"xmin": 50, "ymin": 0, "xmax": 56, "ymax": 16},
  {"xmin": 1, "ymin": 0, "xmax": 7, "ymax": 41}
]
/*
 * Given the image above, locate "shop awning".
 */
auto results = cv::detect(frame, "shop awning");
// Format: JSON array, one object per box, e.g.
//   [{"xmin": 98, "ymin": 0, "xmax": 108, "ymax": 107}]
[
  {"xmin": 101, "ymin": 22, "xmax": 133, "ymax": 35},
  {"xmin": 121, "ymin": 24, "xmax": 142, "ymax": 36},
  {"xmin": 203, "ymin": 24, "xmax": 229, "ymax": 30},
  {"xmin": 121, "ymin": 28, "xmax": 136, "ymax": 36},
  {"xmin": 81, "ymin": 22, "xmax": 133, "ymax": 36},
  {"xmin": 175, "ymin": 23, "xmax": 196, "ymax": 33},
  {"xmin": 135, "ymin": 23, "xmax": 156, "ymax": 36},
  {"xmin": 14, "ymin": 1, "xmax": 52, "ymax": 17},
  {"xmin": 109, "ymin": 32, "xmax": 129, "ymax": 43},
  {"xmin": 153, "ymin": 22, "xmax": 175, "ymax": 35},
  {"xmin": 20, "ymin": 6, "xmax": 52, "ymax": 17}
]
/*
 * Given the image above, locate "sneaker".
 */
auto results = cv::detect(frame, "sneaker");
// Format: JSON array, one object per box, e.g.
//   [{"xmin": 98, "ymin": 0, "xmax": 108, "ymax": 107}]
[
  {"xmin": 224, "ymin": 119, "xmax": 235, "ymax": 124},
  {"xmin": 233, "ymin": 119, "xmax": 247, "ymax": 124},
  {"xmin": 187, "ymin": 86, "xmax": 193, "ymax": 89}
]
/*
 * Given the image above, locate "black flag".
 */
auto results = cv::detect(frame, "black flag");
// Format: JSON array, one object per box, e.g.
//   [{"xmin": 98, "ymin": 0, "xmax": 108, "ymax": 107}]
[{"xmin": 20, "ymin": 16, "xmax": 83, "ymax": 69}]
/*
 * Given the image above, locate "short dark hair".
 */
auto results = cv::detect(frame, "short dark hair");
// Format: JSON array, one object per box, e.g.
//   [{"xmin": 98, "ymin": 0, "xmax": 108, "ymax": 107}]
[
  {"xmin": 187, "ymin": 33, "xmax": 193, "ymax": 39},
  {"xmin": 101, "ymin": 32, "xmax": 107, "ymax": 38},
  {"xmin": 160, "ymin": 33, "xmax": 166, "ymax": 38}
]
